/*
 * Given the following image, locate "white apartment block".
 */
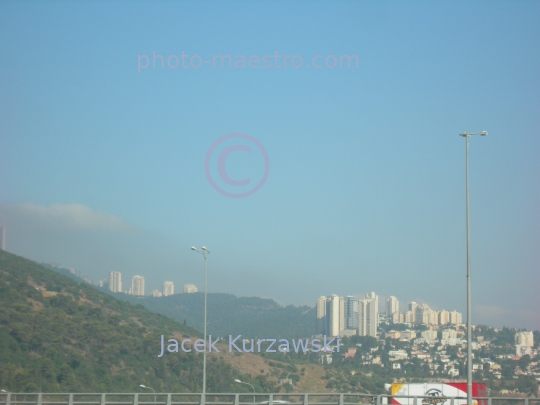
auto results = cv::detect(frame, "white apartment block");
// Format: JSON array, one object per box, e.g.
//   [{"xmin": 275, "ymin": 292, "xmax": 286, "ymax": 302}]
[
  {"xmin": 386, "ymin": 296, "xmax": 399, "ymax": 315},
  {"xmin": 400, "ymin": 330, "xmax": 416, "ymax": 341},
  {"xmin": 386, "ymin": 330, "xmax": 401, "ymax": 339},
  {"xmin": 449, "ymin": 310, "xmax": 462, "ymax": 325},
  {"xmin": 421, "ymin": 329, "xmax": 438, "ymax": 340},
  {"xmin": 516, "ymin": 331, "xmax": 534, "ymax": 346},
  {"xmin": 150, "ymin": 290, "xmax": 163, "ymax": 297},
  {"xmin": 359, "ymin": 292, "xmax": 379, "ymax": 337},
  {"xmin": 415, "ymin": 303, "xmax": 431, "ymax": 325},
  {"xmin": 442, "ymin": 329, "xmax": 458, "ymax": 340},
  {"xmin": 439, "ymin": 309, "xmax": 450, "ymax": 325},
  {"xmin": 409, "ymin": 302, "xmax": 417, "ymax": 323},
  {"xmin": 515, "ymin": 331, "xmax": 534, "ymax": 356},
  {"xmin": 163, "ymin": 281, "xmax": 174, "ymax": 296},
  {"xmin": 326, "ymin": 294, "xmax": 344, "ymax": 337},
  {"xmin": 108, "ymin": 271, "xmax": 122, "ymax": 293},
  {"xmin": 404, "ymin": 310, "xmax": 414, "ymax": 323},
  {"xmin": 392, "ymin": 312, "xmax": 403, "ymax": 324},
  {"xmin": 131, "ymin": 275, "xmax": 145, "ymax": 296},
  {"xmin": 184, "ymin": 284, "xmax": 198, "ymax": 293}
]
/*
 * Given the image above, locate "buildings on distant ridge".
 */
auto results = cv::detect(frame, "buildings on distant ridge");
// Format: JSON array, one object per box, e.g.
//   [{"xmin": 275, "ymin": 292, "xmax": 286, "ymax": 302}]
[
  {"xmin": 105, "ymin": 271, "xmax": 197, "ymax": 297},
  {"xmin": 184, "ymin": 284, "xmax": 198, "ymax": 293}
]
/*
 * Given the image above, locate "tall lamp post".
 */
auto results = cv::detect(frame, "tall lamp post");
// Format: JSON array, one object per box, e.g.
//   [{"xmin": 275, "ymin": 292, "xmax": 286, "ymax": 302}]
[
  {"xmin": 459, "ymin": 131, "xmax": 487, "ymax": 405},
  {"xmin": 191, "ymin": 246, "xmax": 210, "ymax": 405},
  {"xmin": 234, "ymin": 379, "xmax": 255, "ymax": 404}
]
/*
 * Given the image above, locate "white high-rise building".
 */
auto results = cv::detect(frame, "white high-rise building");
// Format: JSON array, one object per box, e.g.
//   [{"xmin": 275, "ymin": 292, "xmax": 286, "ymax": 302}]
[
  {"xmin": 316, "ymin": 296, "xmax": 327, "ymax": 334},
  {"xmin": 439, "ymin": 309, "xmax": 450, "ymax": 325},
  {"xmin": 515, "ymin": 331, "xmax": 534, "ymax": 356},
  {"xmin": 359, "ymin": 292, "xmax": 378, "ymax": 337},
  {"xmin": 404, "ymin": 310, "xmax": 414, "ymax": 324},
  {"xmin": 326, "ymin": 294, "xmax": 344, "ymax": 337},
  {"xmin": 409, "ymin": 302, "xmax": 417, "ymax": 323},
  {"xmin": 184, "ymin": 284, "xmax": 198, "ymax": 293},
  {"xmin": 151, "ymin": 290, "xmax": 163, "ymax": 297},
  {"xmin": 163, "ymin": 281, "xmax": 174, "ymax": 296},
  {"xmin": 449, "ymin": 310, "xmax": 462, "ymax": 325},
  {"xmin": 386, "ymin": 296, "xmax": 399, "ymax": 315},
  {"xmin": 366, "ymin": 292, "xmax": 379, "ymax": 316},
  {"xmin": 108, "ymin": 271, "xmax": 122, "ymax": 293},
  {"xmin": 131, "ymin": 275, "xmax": 145, "ymax": 296},
  {"xmin": 515, "ymin": 331, "xmax": 534, "ymax": 346},
  {"xmin": 415, "ymin": 303, "xmax": 430, "ymax": 325}
]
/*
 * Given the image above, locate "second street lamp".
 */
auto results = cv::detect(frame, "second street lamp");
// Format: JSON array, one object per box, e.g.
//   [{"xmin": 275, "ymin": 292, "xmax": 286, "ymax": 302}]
[
  {"xmin": 191, "ymin": 246, "xmax": 210, "ymax": 405},
  {"xmin": 139, "ymin": 384, "xmax": 156, "ymax": 404},
  {"xmin": 459, "ymin": 131, "xmax": 487, "ymax": 405},
  {"xmin": 234, "ymin": 379, "xmax": 255, "ymax": 404}
]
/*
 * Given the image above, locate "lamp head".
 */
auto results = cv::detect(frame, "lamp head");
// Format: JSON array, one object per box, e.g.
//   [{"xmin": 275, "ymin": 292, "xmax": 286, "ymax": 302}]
[
  {"xmin": 234, "ymin": 379, "xmax": 242, "ymax": 383},
  {"xmin": 480, "ymin": 131, "xmax": 488, "ymax": 136},
  {"xmin": 202, "ymin": 246, "xmax": 208, "ymax": 251},
  {"xmin": 459, "ymin": 132, "xmax": 468, "ymax": 137},
  {"xmin": 191, "ymin": 247, "xmax": 197, "ymax": 251},
  {"xmin": 140, "ymin": 384, "xmax": 146, "ymax": 388}
]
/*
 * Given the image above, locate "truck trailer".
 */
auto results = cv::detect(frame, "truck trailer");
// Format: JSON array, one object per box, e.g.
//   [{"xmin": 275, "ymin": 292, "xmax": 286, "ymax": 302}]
[{"xmin": 382, "ymin": 382, "xmax": 487, "ymax": 405}]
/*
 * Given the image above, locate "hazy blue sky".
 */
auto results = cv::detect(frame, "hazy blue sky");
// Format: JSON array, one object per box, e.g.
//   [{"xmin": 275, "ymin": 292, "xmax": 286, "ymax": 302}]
[{"xmin": 1, "ymin": 1, "xmax": 539, "ymax": 330}]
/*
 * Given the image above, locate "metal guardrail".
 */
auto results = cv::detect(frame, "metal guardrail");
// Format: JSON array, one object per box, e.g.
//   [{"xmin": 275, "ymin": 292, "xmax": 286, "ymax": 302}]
[{"xmin": 0, "ymin": 394, "xmax": 537, "ymax": 405}]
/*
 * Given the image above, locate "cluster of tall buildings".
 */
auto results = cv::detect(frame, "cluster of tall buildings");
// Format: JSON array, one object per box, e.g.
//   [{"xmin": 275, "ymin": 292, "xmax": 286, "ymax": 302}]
[
  {"xmin": 317, "ymin": 293, "xmax": 379, "ymax": 337},
  {"xmin": 107, "ymin": 271, "xmax": 197, "ymax": 297},
  {"xmin": 316, "ymin": 293, "xmax": 464, "ymax": 338}
]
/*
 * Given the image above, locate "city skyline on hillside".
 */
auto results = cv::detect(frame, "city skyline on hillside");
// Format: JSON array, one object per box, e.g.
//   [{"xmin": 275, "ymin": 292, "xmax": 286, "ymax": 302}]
[
  {"xmin": 43, "ymin": 260, "xmax": 537, "ymax": 336},
  {"xmin": 1, "ymin": 2, "xmax": 538, "ymax": 331}
]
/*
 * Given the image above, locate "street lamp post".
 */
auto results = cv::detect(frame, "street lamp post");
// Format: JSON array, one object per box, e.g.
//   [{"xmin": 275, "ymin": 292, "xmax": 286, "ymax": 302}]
[
  {"xmin": 140, "ymin": 384, "xmax": 156, "ymax": 404},
  {"xmin": 234, "ymin": 379, "xmax": 256, "ymax": 404},
  {"xmin": 191, "ymin": 246, "xmax": 210, "ymax": 405},
  {"xmin": 459, "ymin": 131, "xmax": 487, "ymax": 405}
]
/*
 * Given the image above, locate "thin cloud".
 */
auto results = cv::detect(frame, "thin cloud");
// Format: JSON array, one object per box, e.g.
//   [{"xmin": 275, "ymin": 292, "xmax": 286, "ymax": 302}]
[
  {"xmin": 474, "ymin": 304, "xmax": 538, "ymax": 330},
  {"xmin": 475, "ymin": 304, "xmax": 510, "ymax": 319},
  {"xmin": 1, "ymin": 202, "xmax": 136, "ymax": 232}
]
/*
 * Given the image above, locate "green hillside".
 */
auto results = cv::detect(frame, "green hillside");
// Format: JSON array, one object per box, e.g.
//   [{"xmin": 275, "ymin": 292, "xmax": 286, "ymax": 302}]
[
  {"xmin": 103, "ymin": 291, "xmax": 316, "ymax": 339},
  {"xmin": 0, "ymin": 250, "xmax": 240, "ymax": 393}
]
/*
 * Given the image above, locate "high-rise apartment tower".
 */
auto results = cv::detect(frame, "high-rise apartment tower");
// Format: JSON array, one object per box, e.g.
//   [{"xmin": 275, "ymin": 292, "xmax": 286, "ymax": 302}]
[
  {"xmin": 131, "ymin": 275, "xmax": 145, "ymax": 296},
  {"xmin": 386, "ymin": 296, "xmax": 399, "ymax": 315},
  {"xmin": 163, "ymin": 281, "xmax": 174, "ymax": 296},
  {"xmin": 359, "ymin": 292, "xmax": 379, "ymax": 337},
  {"xmin": 108, "ymin": 271, "xmax": 122, "ymax": 293}
]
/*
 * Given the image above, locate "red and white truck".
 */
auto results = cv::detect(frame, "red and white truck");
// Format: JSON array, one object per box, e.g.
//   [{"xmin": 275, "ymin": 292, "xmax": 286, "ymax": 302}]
[{"xmin": 382, "ymin": 382, "xmax": 487, "ymax": 405}]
